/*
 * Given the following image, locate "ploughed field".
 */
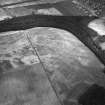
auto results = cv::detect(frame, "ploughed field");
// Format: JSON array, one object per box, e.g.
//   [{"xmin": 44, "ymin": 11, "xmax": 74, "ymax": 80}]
[{"xmin": 0, "ymin": 27, "xmax": 105, "ymax": 105}]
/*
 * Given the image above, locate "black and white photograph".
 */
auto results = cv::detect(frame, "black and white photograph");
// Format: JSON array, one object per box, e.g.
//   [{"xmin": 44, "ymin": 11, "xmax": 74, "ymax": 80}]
[{"xmin": 0, "ymin": 0, "xmax": 105, "ymax": 105}]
